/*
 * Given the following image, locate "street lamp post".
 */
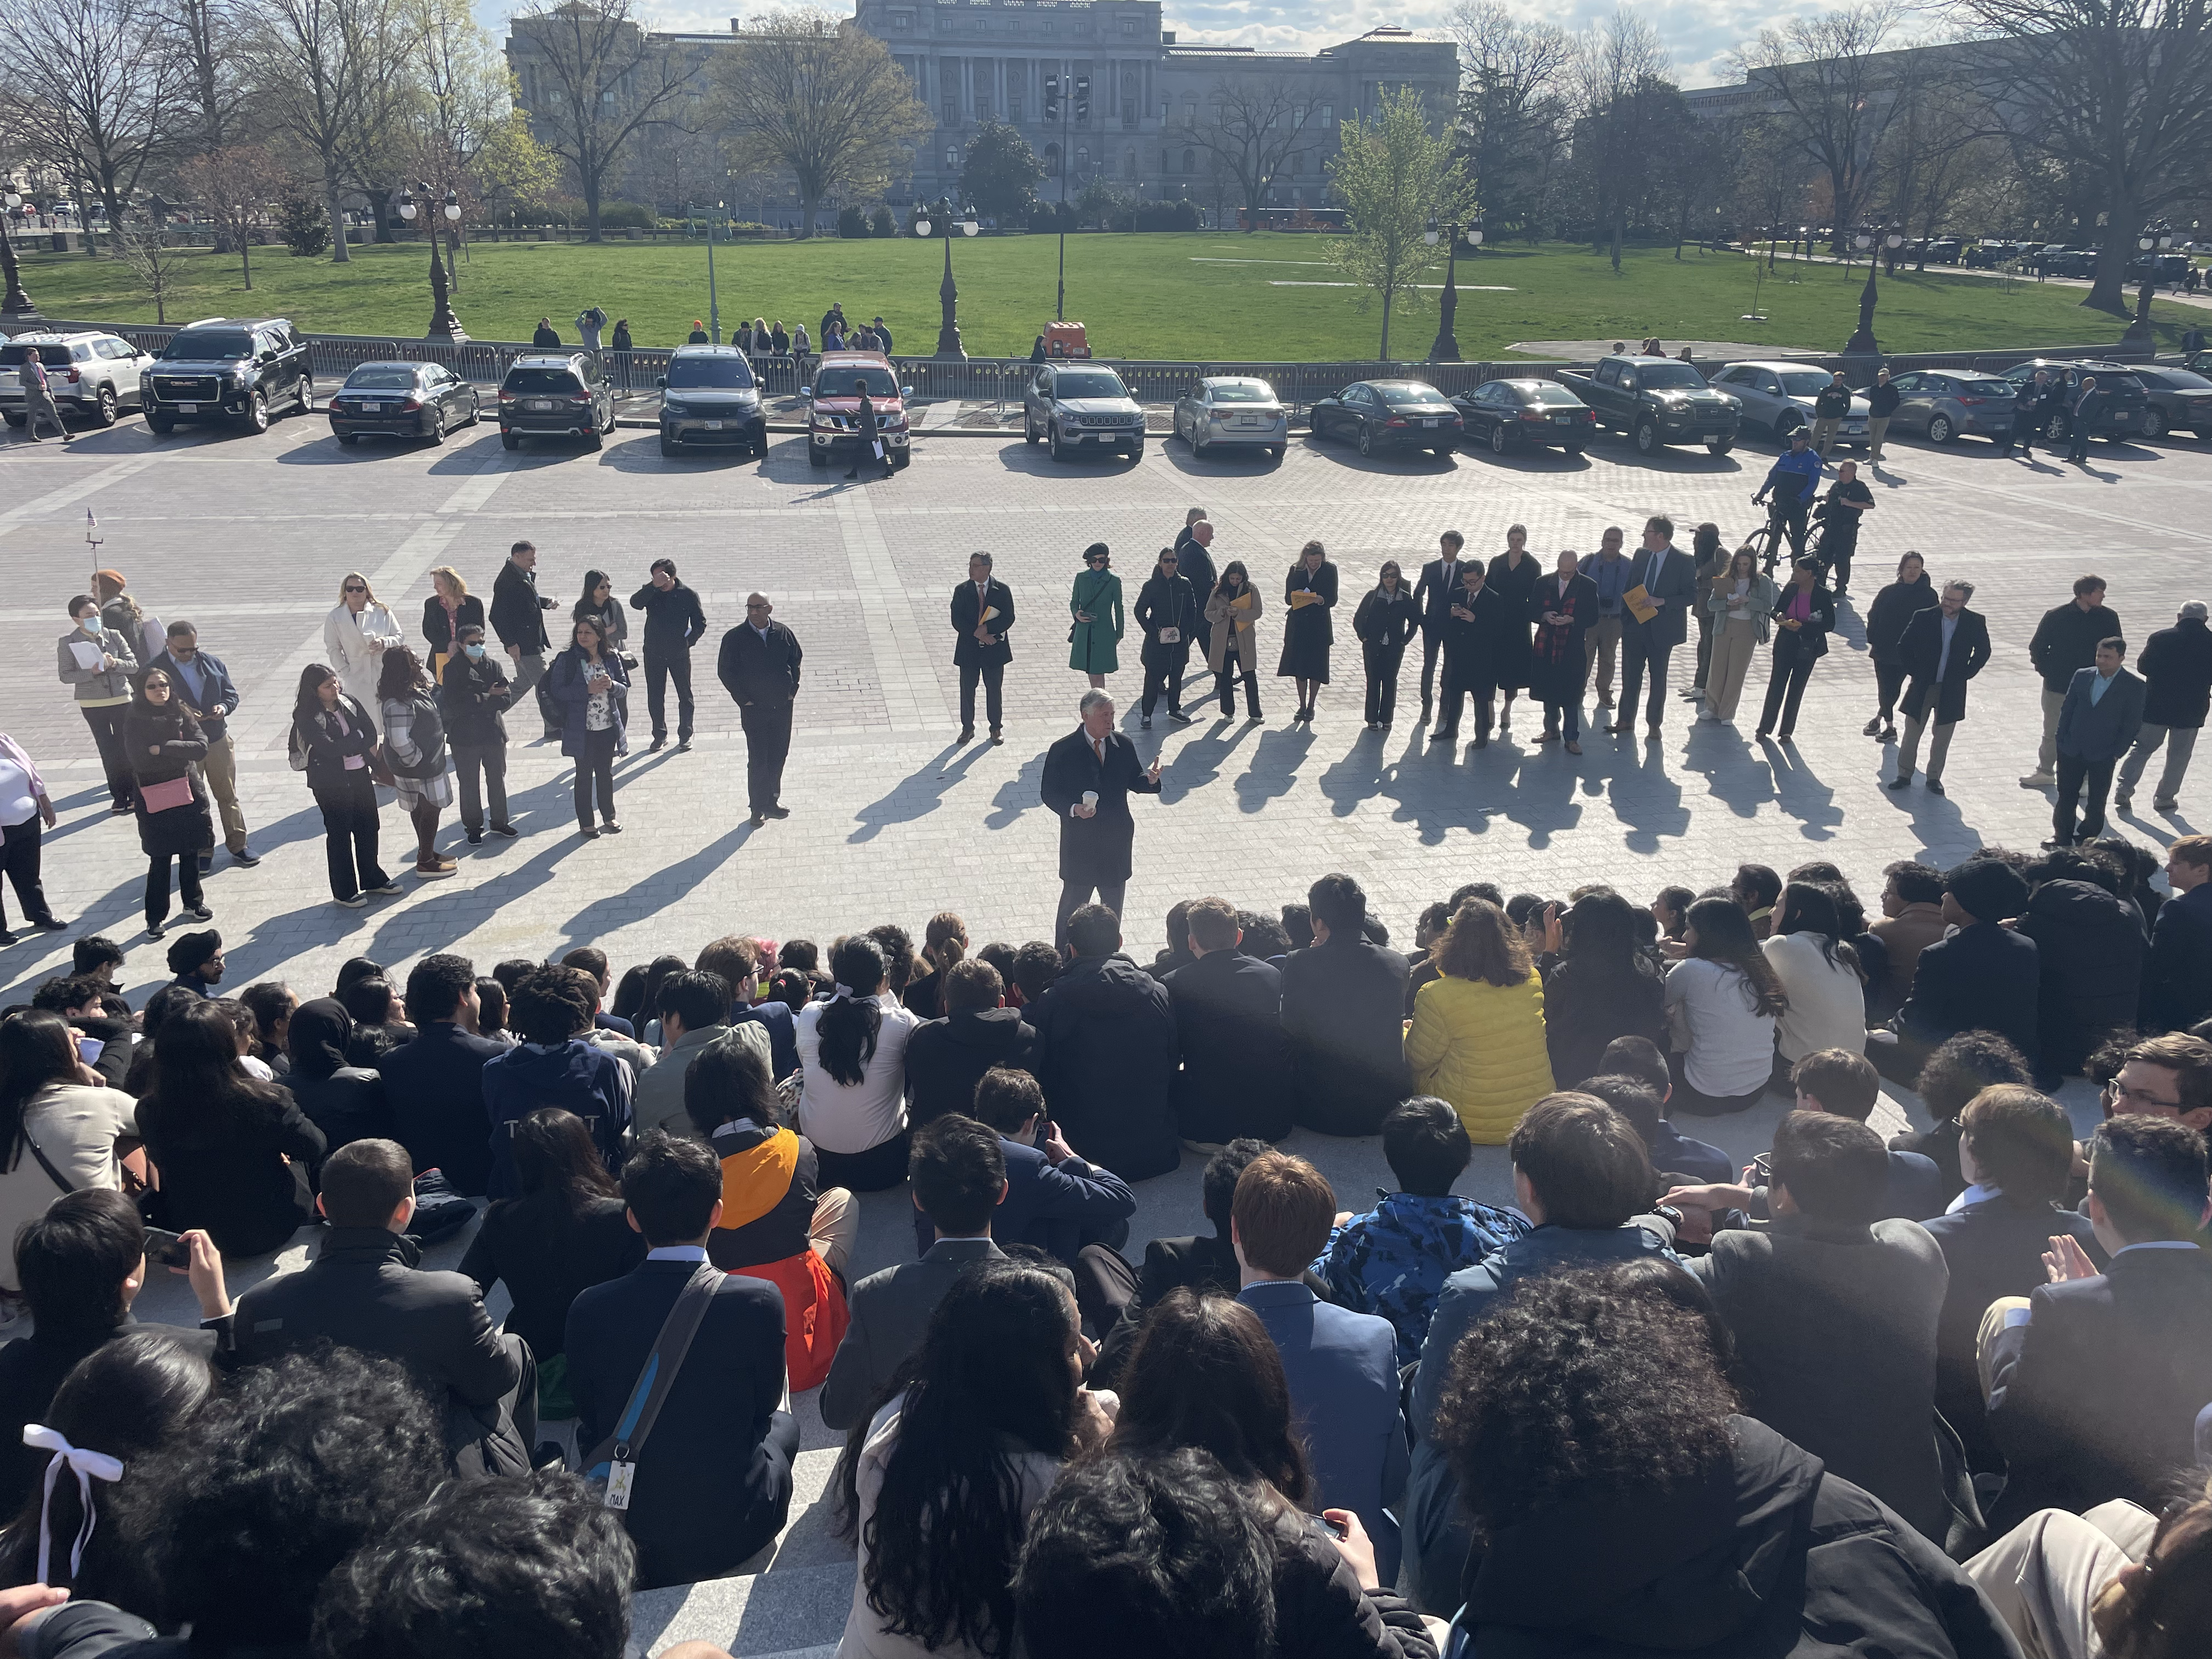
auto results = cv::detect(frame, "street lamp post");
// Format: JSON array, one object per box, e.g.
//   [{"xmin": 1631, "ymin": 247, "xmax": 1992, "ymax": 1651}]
[
  {"xmin": 397, "ymin": 184, "xmax": 467, "ymax": 341},
  {"xmin": 1844, "ymin": 223, "xmax": 1903, "ymax": 358},
  {"xmin": 0, "ymin": 186, "xmax": 37, "ymax": 319},
  {"xmin": 2124, "ymin": 218, "xmax": 2173, "ymax": 346},
  {"xmin": 1424, "ymin": 215, "xmax": 1482, "ymax": 363},
  {"xmin": 914, "ymin": 196, "xmax": 977, "ymax": 360}
]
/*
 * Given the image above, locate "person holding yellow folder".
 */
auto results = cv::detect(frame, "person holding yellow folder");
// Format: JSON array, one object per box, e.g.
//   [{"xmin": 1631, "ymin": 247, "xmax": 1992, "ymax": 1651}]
[
  {"xmin": 951, "ymin": 552, "xmax": 1015, "ymax": 745},
  {"xmin": 1279, "ymin": 540, "xmax": 1339, "ymax": 723},
  {"xmin": 1204, "ymin": 562, "xmax": 1265, "ymax": 720}
]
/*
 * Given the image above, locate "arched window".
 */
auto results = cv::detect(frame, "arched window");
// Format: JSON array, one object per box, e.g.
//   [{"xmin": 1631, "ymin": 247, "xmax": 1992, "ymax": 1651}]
[
  {"xmin": 1124, "ymin": 149, "xmax": 1137, "ymax": 178},
  {"xmin": 1075, "ymin": 146, "xmax": 1089, "ymax": 173},
  {"xmin": 1182, "ymin": 147, "xmax": 1195, "ymax": 174},
  {"xmin": 1044, "ymin": 142, "xmax": 1062, "ymax": 173}
]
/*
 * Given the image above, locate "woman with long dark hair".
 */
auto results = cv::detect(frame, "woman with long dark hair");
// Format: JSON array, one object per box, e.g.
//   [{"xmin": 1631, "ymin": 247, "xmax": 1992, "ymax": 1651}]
[
  {"xmin": 1762, "ymin": 882, "xmax": 1866, "ymax": 1087},
  {"xmin": 1278, "ymin": 540, "xmax": 1338, "ymax": 724},
  {"xmin": 375, "ymin": 645, "xmax": 454, "ymax": 880},
  {"xmin": 1406, "ymin": 898, "xmax": 1555, "ymax": 1143},
  {"xmin": 573, "ymin": 569, "xmax": 630, "ymax": 659},
  {"xmin": 238, "ymin": 981, "xmax": 297, "ymax": 1077},
  {"xmin": 1664, "ymin": 897, "xmax": 1787, "ymax": 1115},
  {"xmin": 1700, "ymin": 547, "xmax": 1780, "ymax": 727},
  {"xmin": 1864, "ymin": 551, "xmax": 1935, "ymax": 742},
  {"xmin": 125, "ymin": 668, "xmax": 215, "ymax": 940},
  {"xmin": 1109, "ymin": 1287, "xmax": 1312, "ymax": 1504},
  {"xmin": 1206, "ymin": 560, "xmax": 1265, "ymax": 720},
  {"xmin": 1353, "ymin": 561, "xmax": 1419, "ymax": 731},
  {"xmin": 795, "ymin": 935, "xmax": 921, "ymax": 1192},
  {"xmin": 136, "ymin": 1000, "xmax": 325, "ymax": 1255},
  {"xmin": 291, "ymin": 663, "xmax": 395, "ymax": 908},
  {"xmin": 0, "ymin": 1012, "xmax": 140, "ymax": 1302},
  {"xmin": 1536, "ymin": 890, "xmax": 1667, "ymax": 1087},
  {"xmin": 1133, "ymin": 547, "xmax": 1200, "ymax": 730},
  {"xmin": 1651, "ymin": 884, "xmax": 1696, "ymax": 944},
  {"xmin": 283, "ymin": 998, "xmax": 393, "ymax": 1155},
  {"xmin": 547, "ymin": 616, "xmax": 629, "ymax": 838},
  {"xmin": 459, "ymin": 1107, "xmax": 643, "ymax": 1413},
  {"xmin": 836, "ymin": 1257, "xmax": 1105, "ymax": 1659}
]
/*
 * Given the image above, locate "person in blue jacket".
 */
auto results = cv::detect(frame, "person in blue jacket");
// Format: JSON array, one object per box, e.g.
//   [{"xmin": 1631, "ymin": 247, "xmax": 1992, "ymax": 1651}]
[{"xmin": 1753, "ymin": 428, "xmax": 1823, "ymax": 566}]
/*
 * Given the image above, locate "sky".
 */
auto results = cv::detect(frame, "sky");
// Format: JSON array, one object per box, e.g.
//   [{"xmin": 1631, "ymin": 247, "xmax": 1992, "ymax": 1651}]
[{"xmin": 478, "ymin": 0, "xmax": 1780, "ymax": 90}]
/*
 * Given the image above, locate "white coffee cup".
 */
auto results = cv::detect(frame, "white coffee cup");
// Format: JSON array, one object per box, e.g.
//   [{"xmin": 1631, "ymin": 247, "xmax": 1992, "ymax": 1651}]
[{"xmin": 1081, "ymin": 790, "xmax": 1099, "ymax": 808}]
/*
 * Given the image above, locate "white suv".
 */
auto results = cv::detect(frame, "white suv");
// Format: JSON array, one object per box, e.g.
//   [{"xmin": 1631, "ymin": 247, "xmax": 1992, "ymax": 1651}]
[
  {"xmin": 0, "ymin": 330, "xmax": 153, "ymax": 427},
  {"xmin": 1024, "ymin": 362, "xmax": 1146, "ymax": 462}
]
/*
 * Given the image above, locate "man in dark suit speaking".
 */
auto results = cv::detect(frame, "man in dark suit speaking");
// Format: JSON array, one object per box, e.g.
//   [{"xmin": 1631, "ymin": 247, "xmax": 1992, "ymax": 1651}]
[
  {"xmin": 1040, "ymin": 690, "xmax": 1161, "ymax": 950},
  {"xmin": 951, "ymin": 552, "xmax": 1015, "ymax": 746},
  {"xmin": 1610, "ymin": 514, "xmax": 1699, "ymax": 739}
]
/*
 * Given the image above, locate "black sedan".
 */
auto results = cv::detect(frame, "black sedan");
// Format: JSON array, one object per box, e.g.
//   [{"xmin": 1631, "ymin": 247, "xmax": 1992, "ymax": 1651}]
[
  {"xmin": 328, "ymin": 361, "xmax": 480, "ymax": 445},
  {"xmin": 1452, "ymin": 378, "xmax": 1598, "ymax": 455},
  {"xmin": 2130, "ymin": 365, "xmax": 2212, "ymax": 440},
  {"xmin": 1308, "ymin": 380, "xmax": 1462, "ymax": 456}
]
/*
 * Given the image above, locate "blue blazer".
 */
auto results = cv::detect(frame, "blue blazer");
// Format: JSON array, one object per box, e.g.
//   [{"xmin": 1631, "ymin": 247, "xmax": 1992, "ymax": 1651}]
[
  {"xmin": 1238, "ymin": 1278, "xmax": 1408, "ymax": 1587},
  {"xmin": 145, "ymin": 648, "xmax": 241, "ymax": 742},
  {"xmin": 2056, "ymin": 665, "xmax": 2147, "ymax": 764},
  {"xmin": 546, "ymin": 647, "xmax": 629, "ymax": 759},
  {"xmin": 910, "ymin": 1136, "xmax": 1135, "ymax": 1266},
  {"xmin": 731, "ymin": 1000, "xmax": 798, "ymax": 1080}
]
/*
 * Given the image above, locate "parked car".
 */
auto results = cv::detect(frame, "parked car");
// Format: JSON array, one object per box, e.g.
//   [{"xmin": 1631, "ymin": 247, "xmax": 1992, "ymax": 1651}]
[
  {"xmin": 327, "ymin": 361, "xmax": 479, "ymax": 446},
  {"xmin": 2126, "ymin": 252, "xmax": 2192, "ymax": 285},
  {"xmin": 143, "ymin": 317, "xmax": 312, "ymax": 436},
  {"xmin": 804, "ymin": 351, "xmax": 911, "ymax": 469},
  {"xmin": 1023, "ymin": 361, "xmax": 1145, "ymax": 461},
  {"xmin": 2126, "ymin": 365, "xmax": 2212, "ymax": 440},
  {"xmin": 1171, "ymin": 376, "xmax": 1286, "ymax": 460},
  {"xmin": 1307, "ymin": 380, "xmax": 1462, "ymax": 457},
  {"xmin": 1881, "ymin": 369, "xmax": 2018, "ymax": 445},
  {"xmin": 2001, "ymin": 359, "xmax": 2149, "ymax": 443},
  {"xmin": 498, "ymin": 352, "xmax": 615, "ymax": 450},
  {"xmin": 660, "ymin": 342, "xmax": 767, "ymax": 458},
  {"xmin": 0, "ymin": 330, "xmax": 150, "ymax": 427},
  {"xmin": 1449, "ymin": 377, "xmax": 1596, "ymax": 455},
  {"xmin": 1708, "ymin": 361, "xmax": 1869, "ymax": 447},
  {"xmin": 1554, "ymin": 355, "xmax": 1739, "ymax": 456}
]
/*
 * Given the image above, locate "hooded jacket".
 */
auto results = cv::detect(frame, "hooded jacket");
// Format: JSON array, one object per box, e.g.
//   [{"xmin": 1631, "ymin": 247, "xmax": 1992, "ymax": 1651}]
[
  {"xmin": 480, "ymin": 1038, "xmax": 634, "ymax": 1199},
  {"xmin": 2016, "ymin": 878, "xmax": 2146, "ymax": 1078},
  {"xmin": 1448, "ymin": 1418, "xmax": 2018, "ymax": 1658},
  {"xmin": 1028, "ymin": 952, "xmax": 1180, "ymax": 1181},
  {"xmin": 905, "ymin": 1006, "xmax": 1037, "ymax": 1128}
]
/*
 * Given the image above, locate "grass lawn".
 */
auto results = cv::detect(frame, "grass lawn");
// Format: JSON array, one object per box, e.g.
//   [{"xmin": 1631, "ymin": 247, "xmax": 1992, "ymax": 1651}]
[{"xmin": 11, "ymin": 233, "xmax": 2197, "ymax": 362}]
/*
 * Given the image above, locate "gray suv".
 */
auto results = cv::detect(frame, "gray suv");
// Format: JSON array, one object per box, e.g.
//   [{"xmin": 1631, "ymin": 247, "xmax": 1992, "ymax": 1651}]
[
  {"xmin": 1024, "ymin": 363, "xmax": 1145, "ymax": 462},
  {"xmin": 659, "ymin": 343, "xmax": 766, "ymax": 458}
]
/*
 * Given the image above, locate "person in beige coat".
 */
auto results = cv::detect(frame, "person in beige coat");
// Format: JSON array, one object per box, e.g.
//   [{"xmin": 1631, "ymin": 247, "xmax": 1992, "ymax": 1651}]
[
  {"xmin": 0, "ymin": 1011, "xmax": 142, "ymax": 1296},
  {"xmin": 323, "ymin": 573, "xmax": 404, "ymax": 712},
  {"xmin": 1204, "ymin": 560, "xmax": 1265, "ymax": 721},
  {"xmin": 1700, "ymin": 548, "xmax": 1781, "ymax": 726}
]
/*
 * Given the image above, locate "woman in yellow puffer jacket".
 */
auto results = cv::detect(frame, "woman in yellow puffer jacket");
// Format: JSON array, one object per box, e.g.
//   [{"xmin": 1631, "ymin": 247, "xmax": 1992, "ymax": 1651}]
[{"xmin": 1405, "ymin": 898, "xmax": 1555, "ymax": 1143}]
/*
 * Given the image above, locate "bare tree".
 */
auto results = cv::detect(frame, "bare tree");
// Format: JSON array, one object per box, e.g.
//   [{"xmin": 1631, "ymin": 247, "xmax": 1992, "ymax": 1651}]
[
  {"xmin": 1732, "ymin": 3, "xmax": 1913, "ymax": 256},
  {"xmin": 165, "ymin": 0, "xmax": 247, "ymax": 156},
  {"xmin": 1951, "ymin": 0, "xmax": 2212, "ymax": 313},
  {"xmin": 1448, "ymin": 2, "xmax": 1572, "ymax": 239},
  {"xmin": 515, "ymin": 0, "xmax": 693, "ymax": 241},
  {"xmin": 711, "ymin": 8, "xmax": 929, "ymax": 239},
  {"xmin": 1567, "ymin": 7, "xmax": 1673, "ymax": 270},
  {"xmin": 115, "ymin": 210, "xmax": 184, "ymax": 319},
  {"xmin": 244, "ymin": 0, "xmax": 420, "ymax": 261},
  {"xmin": 179, "ymin": 143, "xmax": 283, "ymax": 286},
  {"xmin": 1877, "ymin": 77, "xmax": 1998, "ymax": 268},
  {"xmin": 0, "ymin": 0, "xmax": 185, "ymax": 252},
  {"xmin": 1733, "ymin": 113, "xmax": 1816, "ymax": 269},
  {"xmin": 1175, "ymin": 74, "xmax": 1322, "ymax": 232}
]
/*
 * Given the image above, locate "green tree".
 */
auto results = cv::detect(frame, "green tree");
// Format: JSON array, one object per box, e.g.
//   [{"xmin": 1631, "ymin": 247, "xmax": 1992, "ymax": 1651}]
[
  {"xmin": 960, "ymin": 120, "xmax": 1042, "ymax": 223},
  {"xmin": 1325, "ymin": 86, "xmax": 1474, "ymax": 360}
]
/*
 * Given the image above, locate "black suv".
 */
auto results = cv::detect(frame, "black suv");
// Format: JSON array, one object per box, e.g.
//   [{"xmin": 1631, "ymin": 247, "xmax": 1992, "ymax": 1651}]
[
  {"xmin": 145, "ymin": 317, "xmax": 313, "ymax": 435},
  {"xmin": 499, "ymin": 353, "xmax": 616, "ymax": 450}
]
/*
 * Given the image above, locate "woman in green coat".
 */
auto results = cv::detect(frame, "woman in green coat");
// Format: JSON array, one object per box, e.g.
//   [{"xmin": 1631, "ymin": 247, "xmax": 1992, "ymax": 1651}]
[{"xmin": 1068, "ymin": 543, "xmax": 1125, "ymax": 685}]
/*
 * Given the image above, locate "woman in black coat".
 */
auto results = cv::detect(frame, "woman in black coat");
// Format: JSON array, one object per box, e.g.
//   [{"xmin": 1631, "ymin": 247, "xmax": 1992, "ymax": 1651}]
[
  {"xmin": 125, "ymin": 668, "xmax": 215, "ymax": 939},
  {"xmin": 283, "ymin": 997, "xmax": 395, "ymax": 1160},
  {"xmin": 1133, "ymin": 548, "xmax": 1201, "ymax": 730},
  {"xmin": 1535, "ymin": 891, "xmax": 1667, "ymax": 1085},
  {"xmin": 419, "ymin": 566, "xmax": 486, "ymax": 681},
  {"xmin": 1527, "ymin": 550, "xmax": 1599, "ymax": 753},
  {"xmin": 1278, "ymin": 541, "xmax": 1338, "ymax": 724},
  {"xmin": 291, "ymin": 664, "xmax": 394, "ymax": 906},
  {"xmin": 1757, "ymin": 558, "xmax": 1837, "ymax": 742},
  {"xmin": 1485, "ymin": 528, "xmax": 1541, "ymax": 730},
  {"xmin": 1352, "ymin": 562, "xmax": 1419, "ymax": 730},
  {"xmin": 1862, "ymin": 551, "xmax": 1933, "ymax": 741}
]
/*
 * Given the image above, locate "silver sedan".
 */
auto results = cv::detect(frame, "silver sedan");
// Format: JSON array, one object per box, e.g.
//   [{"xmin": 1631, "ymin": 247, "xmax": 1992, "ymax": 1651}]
[{"xmin": 1172, "ymin": 376, "xmax": 1288, "ymax": 460}]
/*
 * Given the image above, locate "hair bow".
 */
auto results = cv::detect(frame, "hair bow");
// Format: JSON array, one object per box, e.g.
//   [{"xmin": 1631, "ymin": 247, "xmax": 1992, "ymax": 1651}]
[
  {"xmin": 22, "ymin": 1424, "xmax": 122, "ymax": 1585},
  {"xmin": 830, "ymin": 983, "xmax": 855, "ymax": 1002}
]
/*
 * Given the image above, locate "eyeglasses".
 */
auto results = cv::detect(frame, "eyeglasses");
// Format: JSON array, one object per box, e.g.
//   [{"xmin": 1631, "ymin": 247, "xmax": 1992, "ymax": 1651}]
[
  {"xmin": 2107, "ymin": 1080, "xmax": 2185, "ymax": 1113},
  {"xmin": 1160, "ymin": 557, "xmax": 1178, "ymax": 564},
  {"xmin": 746, "ymin": 602, "xmax": 771, "ymax": 611},
  {"xmin": 343, "ymin": 585, "xmax": 367, "ymax": 594}
]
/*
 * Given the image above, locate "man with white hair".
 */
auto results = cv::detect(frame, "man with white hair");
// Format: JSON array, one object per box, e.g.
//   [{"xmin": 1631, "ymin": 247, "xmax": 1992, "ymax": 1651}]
[
  {"xmin": 2115, "ymin": 600, "xmax": 2211, "ymax": 814},
  {"xmin": 1039, "ymin": 690, "xmax": 1162, "ymax": 950}
]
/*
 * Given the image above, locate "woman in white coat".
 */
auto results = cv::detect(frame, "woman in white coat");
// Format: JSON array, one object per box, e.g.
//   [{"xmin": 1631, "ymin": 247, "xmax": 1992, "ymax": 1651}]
[{"xmin": 323, "ymin": 573, "xmax": 403, "ymax": 713}]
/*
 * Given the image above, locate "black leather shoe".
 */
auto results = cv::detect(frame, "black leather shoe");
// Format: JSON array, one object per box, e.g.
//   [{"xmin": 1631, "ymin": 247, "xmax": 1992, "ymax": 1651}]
[
  {"xmin": 230, "ymin": 848, "xmax": 261, "ymax": 867},
  {"xmin": 1927, "ymin": 781, "xmax": 1945, "ymax": 795},
  {"xmin": 764, "ymin": 805, "xmax": 790, "ymax": 819},
  {"xmin": 1888, "ymin": 776, "xmax": 1913, "ymax": 791},
  {"xmin": 647, "ymin": 736, "xmax": 666, "ymax": 752},
  {"xmin": 958, "ymin": 726, "xmax": 974, "ymax": 744}
]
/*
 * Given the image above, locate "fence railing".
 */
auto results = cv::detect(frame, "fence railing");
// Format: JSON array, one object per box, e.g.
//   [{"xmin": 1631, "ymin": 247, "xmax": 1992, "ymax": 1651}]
[{"xmin": 24, "ymin": 320, "xmax": 2166, "ymax": 420}]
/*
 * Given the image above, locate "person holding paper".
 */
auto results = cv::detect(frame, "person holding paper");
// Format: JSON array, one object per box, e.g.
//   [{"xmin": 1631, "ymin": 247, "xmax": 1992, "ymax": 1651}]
[
  {"xmin": 1040, "ymin": 690, "xmax": 1163, "ymax": 950},
  {"xmin": 1610, "ymin": 515, "xmax": 1698, "ymax": 741},
  {"xmin": 1134, "ymin": 548, "xmax": 1200, "ymax": 730},
  {"xmin": 125, "ymin": 669, "xmax": 216, "ymax": 940},
  {"xmin": 951, "ymin": 552, "xmax": 1015, "ymax": 745},
  {"xmin": 1204, "ymin": 562, "xmax": 1265, "ymax": 721},
  {"xmin": 1353, "ymin": 562, "xmax": 1420, "ymax": 730},
  {"xmin": 1278, "ymin": 540, "xmax": 1339, "ymax": 724},
  {"xmin": 57, "ymin": 595, "xmax": 140, "ymax": 815},
  {"xmin": 1434, "ymin": 561, "xmax": 1508, "ymax": 749}
]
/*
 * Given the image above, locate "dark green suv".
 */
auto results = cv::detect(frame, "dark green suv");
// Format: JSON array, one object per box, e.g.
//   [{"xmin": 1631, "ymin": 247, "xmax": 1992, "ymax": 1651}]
[{"xmin": 144, "ymin": 317, "xmax": 314, "ymax": 435}]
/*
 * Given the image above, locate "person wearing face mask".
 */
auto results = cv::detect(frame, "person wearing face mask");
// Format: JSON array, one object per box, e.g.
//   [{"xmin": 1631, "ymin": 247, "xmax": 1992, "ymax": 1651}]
[
  {"xmin": 125, "ymin": 669, "xmax": 217, "ymax": 940},
  {"xmin": 443, "ymin": 625, "xmax": 518, "ymax": 844},
  {"xmin": 323, "ymin": 572, "xmax": 403, "ymax": 713},
  {"xmin": 55, "ymin": 595, "xmax": 140, "ymax": 816}
]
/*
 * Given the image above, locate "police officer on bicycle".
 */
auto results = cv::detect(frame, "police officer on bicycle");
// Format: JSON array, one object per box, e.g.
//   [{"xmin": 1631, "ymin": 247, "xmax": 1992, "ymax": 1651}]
[{"xmin": 1752, "ymin": 430, "xmax": 1823, "ymax": 572}]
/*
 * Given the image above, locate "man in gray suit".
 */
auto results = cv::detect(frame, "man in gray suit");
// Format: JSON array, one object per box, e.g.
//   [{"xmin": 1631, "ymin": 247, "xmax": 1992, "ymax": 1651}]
[
  {"xmin": 819, "ymin": 1115, "xmax": 1007, "ymax": 1429},
  {"xmin": 2052, "ymin": 635, "xmax": 2147, "ymax": 847},
  {"xmin": 1609, "ymin": 514, "xmax": 1700, "ymax": 739},
  {"xmin": 631, "ymin": 970, "xmax": 768, "ymax": 1138}
]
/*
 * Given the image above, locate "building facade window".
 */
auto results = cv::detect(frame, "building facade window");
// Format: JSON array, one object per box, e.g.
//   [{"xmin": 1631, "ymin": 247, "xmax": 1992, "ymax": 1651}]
[
  {"xmin": 1121, "ymin": 14, "xmax": 1136, "ymax": 32},
  {"xmin": 1182, "ymin": 146, "xmax": 1195, "ymax": 173},
  {"xmin": 891, "ymin": 9, "xmax": 911, "ymax": 27},
  {"xmin": 1321, "ymin": 103, "xmax": 1333, "ymax": 126}
]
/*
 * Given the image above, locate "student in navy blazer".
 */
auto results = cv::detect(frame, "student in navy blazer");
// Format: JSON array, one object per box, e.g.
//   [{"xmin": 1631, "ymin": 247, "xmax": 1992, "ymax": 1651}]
[
  {"xmin": 909, "ymin": 1068, "xmax": 1135, "ymax": 1278},
  {"xmin": 1230, "ymin": 1152, "xmax": 1408, "ymax": 1586},
  {"xmin": 565, "ymin": 1134, "xmax": 797, "ymax": 1590}
]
